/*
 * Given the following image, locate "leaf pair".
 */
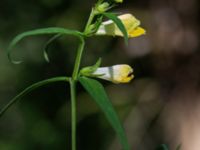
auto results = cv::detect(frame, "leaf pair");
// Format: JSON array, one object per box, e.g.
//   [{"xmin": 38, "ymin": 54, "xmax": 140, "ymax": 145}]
[
  {"xmin": 7, "ymin": 27, "xmax": 83, "ymax": 64},
  {"xmin": 7, "ymin": 13, "xmax": 128, "ymax": 64}
]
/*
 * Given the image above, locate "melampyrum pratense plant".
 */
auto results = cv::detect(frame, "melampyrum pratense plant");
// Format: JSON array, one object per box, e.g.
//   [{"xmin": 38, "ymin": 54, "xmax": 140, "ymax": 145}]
[{"xmin": 0, "ymin": 0, "xmax": 145, "ymax": 149}]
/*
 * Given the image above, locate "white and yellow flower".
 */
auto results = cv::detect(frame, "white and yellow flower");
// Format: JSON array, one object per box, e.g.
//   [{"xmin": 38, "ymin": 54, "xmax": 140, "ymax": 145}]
[
  {"xmin": 91, "ymin": 64, "xmax": 134, "ymax": 83},
  {"xmin": 96, "ymin": 14, "xmax": 146, "ymax": 38}
]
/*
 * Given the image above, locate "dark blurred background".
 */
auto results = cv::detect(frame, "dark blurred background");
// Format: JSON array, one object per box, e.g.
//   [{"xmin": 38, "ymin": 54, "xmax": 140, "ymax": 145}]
[{"xmin": 0, "ymin": 0, "xmax": 199, "ymax": 150}]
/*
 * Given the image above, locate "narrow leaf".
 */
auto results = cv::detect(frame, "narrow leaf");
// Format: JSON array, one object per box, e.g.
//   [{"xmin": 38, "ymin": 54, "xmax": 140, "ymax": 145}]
[
  {"xmin": 43, "ymin": 34, "xmax": 62, "ymax": 62},
  {"xmin": 7, "ymin": 27, "xmax": 83, "ymax": 64},
  {"xmin": 0, "ymin": 76, "xmax": 69, "ymax": 117},
  {"xmin": 102, "ymin": 12, "xmax": 128, "ymax": 45},
  {"xmin": 79, "ymin": 77, "xmax": 130, "ymax": 150}
]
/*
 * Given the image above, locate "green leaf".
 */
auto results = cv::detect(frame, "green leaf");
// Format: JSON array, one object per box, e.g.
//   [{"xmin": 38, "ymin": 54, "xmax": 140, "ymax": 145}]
[
  {"xmin": 102, "ymin": 12, "xmax": 128, "ymax": 45},
  {"xmin": 43, "ymin": 33, "xmax": 62, "ymax": 62},
  {"xmin": 0, "ymin": 76, "xmax": 69, "ymax": 118},
  {"xmin": 78, "ymin": 77, "xmax": 130, "ymax": 150},
  {"xmin": 7, "ymin": 27, "xmax": 83, "ymax": 64}
]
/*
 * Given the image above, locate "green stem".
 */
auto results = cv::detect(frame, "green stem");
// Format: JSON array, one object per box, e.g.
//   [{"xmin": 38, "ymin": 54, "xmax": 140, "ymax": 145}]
[
  {"xmin": 70, "ymin": 7, "xmax": 97, "ymax": 150},
  {"xmin": 72, "ymin": 38, "xmax": 85, "ymax": 80},
  {"xmin": 69, "ymin": 78, "xmax": 76, "ymax": 150},
  {"xmin": 73, "ymin": 5, "xmax": 98, "ymax": 80}
]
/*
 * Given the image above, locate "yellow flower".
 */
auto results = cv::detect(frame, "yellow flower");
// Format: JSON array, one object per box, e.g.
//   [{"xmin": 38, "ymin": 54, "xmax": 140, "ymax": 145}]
[
  {"xmin": 91, "ymin": 64, "xmax": 134, "ymax": 83},
  {"xmin": 96, "ymin": 14, "xmax": 146, "ymax": 38}
]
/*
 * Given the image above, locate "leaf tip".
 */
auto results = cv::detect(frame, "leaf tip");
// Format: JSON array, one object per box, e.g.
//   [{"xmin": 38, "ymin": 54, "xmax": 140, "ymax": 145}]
[{"xmin": 43, "ymin": 51, "xmax": 50, "ymax": 63}]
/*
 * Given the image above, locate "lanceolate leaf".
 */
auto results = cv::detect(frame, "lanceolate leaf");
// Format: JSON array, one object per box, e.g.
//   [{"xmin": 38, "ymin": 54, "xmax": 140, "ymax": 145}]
[
  {"xmin": 78, "ymin": 77, "xmax": 130, "ymax": 150},
  {"xmin": 102, "ymin": 12, "xmax": 128, "ymax": 44},
  {"xmin": 43, "ymin": 33, "xmax": 62, "ymax": 62},
  {"xmin": 0, "ymin": 76, "xmax": 69, "ymax": 118},
  {"xmin": 7, "ymin": 27, "xmax": 83, "ymax": 64}
]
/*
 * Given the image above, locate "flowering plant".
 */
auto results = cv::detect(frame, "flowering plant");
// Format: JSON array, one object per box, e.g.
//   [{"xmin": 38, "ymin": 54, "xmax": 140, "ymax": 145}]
[{"xmin": 0, "ymin": 0, "xmax": 145, "ymax": 149}]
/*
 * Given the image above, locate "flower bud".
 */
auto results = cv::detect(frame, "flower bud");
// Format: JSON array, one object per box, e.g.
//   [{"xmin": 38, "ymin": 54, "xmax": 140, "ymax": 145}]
[{"xmin": 97, "ymin": 2, "xmax": 110, "ymax": 13}]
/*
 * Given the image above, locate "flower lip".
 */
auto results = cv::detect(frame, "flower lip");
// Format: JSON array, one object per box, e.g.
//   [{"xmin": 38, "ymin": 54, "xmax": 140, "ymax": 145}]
[{"xmin": 127, "ymin": 71, "xmax": 133, "ymax": 77}]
